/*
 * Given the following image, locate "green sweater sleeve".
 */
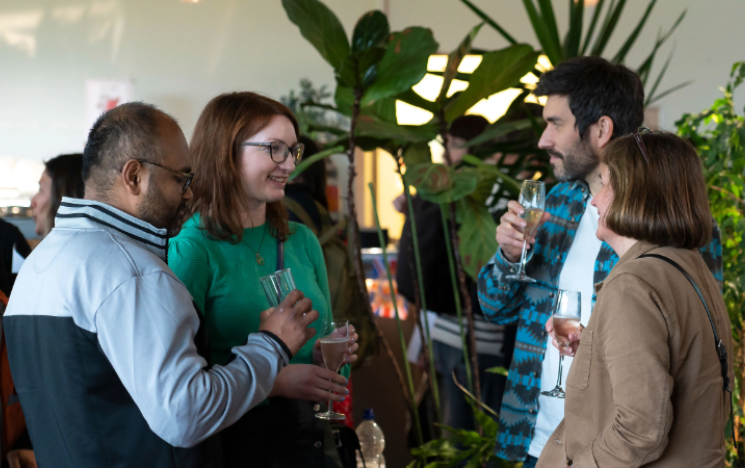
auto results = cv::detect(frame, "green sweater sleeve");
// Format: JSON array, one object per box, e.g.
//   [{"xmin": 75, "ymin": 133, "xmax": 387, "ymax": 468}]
[
  {"xmin": 299, "ymin": 225, "xmax": 351, "ymax": 379},
  {"xmin": 168, "ymin": 238, "xmax": 211, "ymax": 314}
]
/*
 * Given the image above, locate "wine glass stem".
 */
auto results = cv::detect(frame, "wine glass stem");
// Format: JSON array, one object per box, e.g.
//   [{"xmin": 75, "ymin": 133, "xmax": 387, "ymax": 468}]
[
  {"xmin": 556, "ymin": 354, "xmax": 564, "ymax": 387},
  {"xmin": 518, "ymin": 239, "xmax": 528, "ymax": 275}
]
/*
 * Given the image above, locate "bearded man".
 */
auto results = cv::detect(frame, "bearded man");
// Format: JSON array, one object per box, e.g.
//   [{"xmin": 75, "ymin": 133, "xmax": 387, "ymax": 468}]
[
  {"xmin": 477, "ymin": 57, "xmax": 723, "ymax": 467},
  {"xmin": 4, "ymin": 102, "xmax": 318, "ymax": 468}
]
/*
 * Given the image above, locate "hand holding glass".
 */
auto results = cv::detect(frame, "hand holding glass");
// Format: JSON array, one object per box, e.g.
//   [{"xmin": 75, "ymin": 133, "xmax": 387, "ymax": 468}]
[
  {"xmin": 315, "ymin": 321, "xmax": 349, "ymax": 421},
  {"xmin": 505, "ymin": 180, "xmax": 546, "ymax": 283},
  {"xmin": 541, "ymin": 289, "xmax": 581, "ymax": 399}
]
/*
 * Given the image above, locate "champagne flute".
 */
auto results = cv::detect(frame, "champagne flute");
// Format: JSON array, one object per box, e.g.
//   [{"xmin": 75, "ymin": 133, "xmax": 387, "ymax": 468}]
[
  {"xmin": 505, "ymin": 180, "xmax": 546, "ymax": 283},
  {"xmin": 541, "ymin": 289, "xmax": 581, "ymax": 399},
  {"xmin": 315, "ymin": 321, "xmax": 349, "ymax": 421}
]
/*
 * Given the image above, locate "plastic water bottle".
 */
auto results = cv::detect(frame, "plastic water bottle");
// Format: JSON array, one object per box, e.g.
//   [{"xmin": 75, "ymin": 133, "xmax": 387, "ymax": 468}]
[{"xmin": 356, "ymin": 408, "xmax": 386, "ymax": 468}]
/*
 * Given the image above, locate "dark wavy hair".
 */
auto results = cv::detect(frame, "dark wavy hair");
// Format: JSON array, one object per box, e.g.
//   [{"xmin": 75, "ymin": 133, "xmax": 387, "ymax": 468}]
[
  {"xmin": 189, "ymin": 92, "xmax": 298, "ymax": 242},
  {"xmin": 535, "ymin": 56, "xmax": 644, "ymax": 140}
]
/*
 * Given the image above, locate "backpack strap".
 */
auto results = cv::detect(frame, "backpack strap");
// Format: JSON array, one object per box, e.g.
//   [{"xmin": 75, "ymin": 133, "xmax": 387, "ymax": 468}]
[
  {"xmin": 277, "ymin": 239, "xmax": 284, "ymax": 271},
  {"xmin": 639, "ymin": 253, "xmax": 736, "ymax": 453}
]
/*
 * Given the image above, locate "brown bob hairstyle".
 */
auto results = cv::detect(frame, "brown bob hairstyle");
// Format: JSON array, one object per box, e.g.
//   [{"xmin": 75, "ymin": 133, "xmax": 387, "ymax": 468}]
[
  {"xmin": 602, "ymin": 132, "xmax": 712, "ymax": 249},
  {"xmin": 188, "ymin": 92, "xmax": 298, "ymax": 243}
]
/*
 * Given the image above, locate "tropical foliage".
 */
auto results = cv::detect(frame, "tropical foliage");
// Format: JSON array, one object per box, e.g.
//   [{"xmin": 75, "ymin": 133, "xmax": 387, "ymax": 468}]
[
  {"xmin": 676, "ymin": 62, "xmax": 745, "ymax": 465},
  {"xmin": 461, "ymin": 0, "xmax": 689, "ymax": 105}
]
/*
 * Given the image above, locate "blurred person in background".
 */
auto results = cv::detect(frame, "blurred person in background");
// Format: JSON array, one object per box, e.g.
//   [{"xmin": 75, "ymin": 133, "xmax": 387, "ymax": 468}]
[
  {"xmin": 396, "ymin": 114, "xmax": 515, "ymax": 432},
  {"xmin": 169, "ymin": 92, "xmax": 358, "ymax": 468},
  {"xmin": 30, "ymin": 154, "xmax": 85, "ymax": 238}
]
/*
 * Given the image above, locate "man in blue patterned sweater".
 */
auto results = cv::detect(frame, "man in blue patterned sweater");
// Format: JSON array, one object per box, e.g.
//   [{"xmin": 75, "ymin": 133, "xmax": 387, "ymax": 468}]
[{"xmin": 477, "ymin": 57, "xmax": 722, "ymax": 467}]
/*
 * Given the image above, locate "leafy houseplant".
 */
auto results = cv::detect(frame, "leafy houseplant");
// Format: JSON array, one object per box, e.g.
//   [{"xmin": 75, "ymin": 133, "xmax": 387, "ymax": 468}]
[
  {"xmin": 676, "ymin": 62, "xmax": 745, "ymax": 465},
  {"xmin": 461, "ymin": 0, "xmax": 688, "ymax": 105}
]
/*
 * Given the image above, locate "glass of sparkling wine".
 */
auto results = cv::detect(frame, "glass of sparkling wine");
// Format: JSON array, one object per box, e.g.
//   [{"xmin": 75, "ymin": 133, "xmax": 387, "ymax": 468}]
[
  {"xmin": 505, "ymin": 180, "xmax": 546, "ymax": 283},
  {"xmin": 315, "ymin": 320, "xmax": 349, "ymax": 421},
  {"xmin": 541, "ymin": 289, "xmax": 581, "ymax": 399}
]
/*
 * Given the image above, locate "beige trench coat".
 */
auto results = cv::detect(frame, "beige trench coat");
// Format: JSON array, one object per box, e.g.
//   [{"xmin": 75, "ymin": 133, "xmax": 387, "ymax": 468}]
[{"xmin": 537, "ymin": 241, "xmax": 734, "ymax": 468}]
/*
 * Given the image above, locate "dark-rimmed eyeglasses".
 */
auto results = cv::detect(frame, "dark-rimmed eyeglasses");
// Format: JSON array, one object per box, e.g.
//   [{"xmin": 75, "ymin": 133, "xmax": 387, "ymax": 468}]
[
  {"xmin": 135, "ymin": 159, "xmax": 194, "ymax": 195},
  {"xmin": 242, "ymin": 141, "xmax": 304, "ymax": 165},
  {"xmin": 632, "ymin": 127, "xmax": 664, "ymax": 164}
]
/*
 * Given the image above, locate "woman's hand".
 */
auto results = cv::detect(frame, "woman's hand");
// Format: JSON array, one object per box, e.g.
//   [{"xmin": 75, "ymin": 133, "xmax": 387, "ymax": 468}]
[
  {"xmin": 269, "ymin": 364, "xmax": 348, "ymax": 402},
  {"xmin": 546, "ymin": 317, "xmax": 583, "ymax": 357},
  {"xmin": 313, "ymin": 325, "xmax": 359, "ymax": 367}
]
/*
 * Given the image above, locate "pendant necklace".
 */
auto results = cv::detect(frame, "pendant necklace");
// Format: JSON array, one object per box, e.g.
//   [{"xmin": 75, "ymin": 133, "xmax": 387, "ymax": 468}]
[{"xmin": 245, "ymin": 225, "xmax": 267, "ymax": 265}]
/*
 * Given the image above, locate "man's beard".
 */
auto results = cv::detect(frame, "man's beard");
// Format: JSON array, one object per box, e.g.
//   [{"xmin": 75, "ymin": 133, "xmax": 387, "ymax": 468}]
[
  {"xmin": 548, "ymin": 138, "xmax": 599, "ymax": 182},
  {"xmin": 137, "ymin": 182, "xmax": 187, "ymax": 238}
]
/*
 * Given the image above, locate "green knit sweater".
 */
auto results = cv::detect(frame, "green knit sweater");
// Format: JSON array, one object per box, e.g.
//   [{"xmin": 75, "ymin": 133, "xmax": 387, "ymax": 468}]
[{"xmin": 168, "ymin": 215, "xmax": 334, "ymax": 368}]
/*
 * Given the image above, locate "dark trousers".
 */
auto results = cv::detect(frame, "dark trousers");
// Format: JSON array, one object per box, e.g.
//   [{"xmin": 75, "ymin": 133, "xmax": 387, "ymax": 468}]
[
  {"xmin": 220, "ymin": 398, "xmax": 341, "ymax": 468},
  {"xmin": 432, "ymin": 340, "xmax": 508, "ymax": 431},
  {"xmin": 523, "ymin": 455, "xmax": 539, "ymax": 468}
]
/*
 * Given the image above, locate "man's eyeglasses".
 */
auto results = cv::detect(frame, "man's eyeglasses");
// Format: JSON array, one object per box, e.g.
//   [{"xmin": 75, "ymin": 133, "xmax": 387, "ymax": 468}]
[
  {"xmin": 135, "ymin": 159, "xmax": 194, "ymax": 195},
  {"xmin": 242, "ymin": 141, "xmax": 304, "ymax": 165},
  {"xmin": 632, "ymin": 127, "xmax": 663, "ymax": 164}
]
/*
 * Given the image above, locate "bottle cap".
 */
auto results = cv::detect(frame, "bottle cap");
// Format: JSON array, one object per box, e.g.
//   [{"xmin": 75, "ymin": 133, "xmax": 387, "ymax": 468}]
[{"xmin": 363, "ymin": 408, "xmax": 375, "ymax": 421}]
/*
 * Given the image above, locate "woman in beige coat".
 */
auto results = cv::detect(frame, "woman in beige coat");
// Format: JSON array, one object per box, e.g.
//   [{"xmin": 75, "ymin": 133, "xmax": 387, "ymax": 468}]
[{"xmin": 537, "ymin": 131, "xmax": 734, "ymax": 468}]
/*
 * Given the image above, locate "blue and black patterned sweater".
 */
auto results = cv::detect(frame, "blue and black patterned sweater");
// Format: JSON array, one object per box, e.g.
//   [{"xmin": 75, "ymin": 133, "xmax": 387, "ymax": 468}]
[{"xmin": 477, "ymin": 180, "xmax": 723, "ymax": 461}]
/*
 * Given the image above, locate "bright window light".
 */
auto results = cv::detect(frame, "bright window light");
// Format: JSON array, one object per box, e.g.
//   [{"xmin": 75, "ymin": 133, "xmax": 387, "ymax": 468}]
[
  {"xmin": 457, "ymin": 55, "xmax": 482, "ymax": 73},
  {"xmin": 467, "ymin": 88, "xmax": 524, "ymax": 123},
  {"xmin": 536, "ymin": 55, "xmax": 553, "ymax": 73},
  {"xmin": 524, "ymin": 93, "xmax": 548, "ymax": 106},
  {"xmin": 446, "ymin": 79, "xmax": 469, "ymax": 98},
  {"xmin": 520, "ymin": 72, "xmax": 539, "ymax": 90},
  {"xmin": 396, "ymin": 101, "xmax": 434, "ymax": 126},
  {"xmin": 412, "ymin": 74, "xmax": 444, "ymax": 102},
  {"xmin": 427, "ymin": 55, "xmax": 448, "ymax": 72}
]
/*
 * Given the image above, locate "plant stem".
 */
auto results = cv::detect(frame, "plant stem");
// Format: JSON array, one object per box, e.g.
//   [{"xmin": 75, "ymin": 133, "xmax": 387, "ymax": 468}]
[
  {"xmin": 439, "ymin": 203, "xmax": 473, "ymax": 393},
  {"xmin": 439, "ymin": 116, "xmax": 482, "ymax": 404},
  {"xmin": 398, "ymin": 159, "xmax": 442, "ymax": 425},
  {"xmin": 345, "ymin": 87, "xmax": 412, "ymax": 410},
  {"xmin": 368, "ymin": 182, "xmax": 424, "ymax": 446}
]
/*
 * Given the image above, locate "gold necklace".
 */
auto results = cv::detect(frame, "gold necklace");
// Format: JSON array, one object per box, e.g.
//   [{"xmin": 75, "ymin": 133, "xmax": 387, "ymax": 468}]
[{"xmin": 245, "ymin": 225, "xmax": 267, "ymax": 265}]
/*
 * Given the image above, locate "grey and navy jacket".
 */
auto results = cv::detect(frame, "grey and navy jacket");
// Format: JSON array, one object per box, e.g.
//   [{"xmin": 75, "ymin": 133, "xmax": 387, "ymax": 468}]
[
  {"xmin": 5, "ymin": 198, "xmax": 291, "ymax": 468},
  {"xmin": 477, "ymin": 180, "xmax": 723, "ymax": 461}
]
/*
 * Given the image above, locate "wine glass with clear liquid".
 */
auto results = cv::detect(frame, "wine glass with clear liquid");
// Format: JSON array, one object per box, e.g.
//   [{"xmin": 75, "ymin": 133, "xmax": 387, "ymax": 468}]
[
  {"xmin": 315, "ymin": 321, "xmax": 349, "ymax": 420},
  {"xmin": 505, "ymin": 180, "xmax": 546, "ymax": 283},
  {"xmin": 541, "ymin": 289, "xmax": 581, "ymax": 399}
]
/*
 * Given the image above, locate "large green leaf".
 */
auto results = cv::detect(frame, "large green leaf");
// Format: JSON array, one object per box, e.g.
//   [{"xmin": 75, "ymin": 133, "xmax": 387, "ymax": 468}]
[
  {"xmin": 439, "ymin": 23, "xmax": 484, "ymax": 103},
  {"xmin": 407, "ymin": 164, "xmax": 480, "ymax": 204},
  {"xmin": 462, "ymin": 155, "xmax": 522, "ymax": 193},
  {"xmin": 402, "ymin": 141, "xmax": 432, "ymax": 166},
  {"xmin": 355, "ymin": 115, "xmax": 438, "ymax": 142},
  {"xmin": 352, "ymin": 10, "xmax": 389, "ymax": 53},
  {"xmin": 444, "ymin": 44, "xmax": 539, "ymax": 122},
  {"xmin": 334, "ymin": 86, "xmax": 355, "ymax": 116},
  {"xmin": 394, "ymin": 88, "xmax": 439, "ymax": 114},
  {"xmin": 465, "ymin": 119, "xmax": 534, "ymax": 147},
  {"xmin": 361, "ymin": 27, "xmax": 439, "ymax": 107},
  {"xmin": 457, "ymin": 196, "xmax": 498, "ymax": 279},
  {"xmin": 282, "ymin": 0, "xmax": 350, "ymax": 70}
]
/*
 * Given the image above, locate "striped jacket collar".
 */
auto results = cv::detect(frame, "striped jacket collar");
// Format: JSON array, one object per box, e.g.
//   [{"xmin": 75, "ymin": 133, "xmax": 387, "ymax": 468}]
[{"xmin": 55, "ymin": 197, "xmax": 168, "ymax": 261}]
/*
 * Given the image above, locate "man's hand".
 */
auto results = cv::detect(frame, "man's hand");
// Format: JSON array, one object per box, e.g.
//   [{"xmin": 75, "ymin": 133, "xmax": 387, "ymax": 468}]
[
  {"xmin": 7, "ymin": 449, "xmax": 37, "ymax": 468},
  {"xmin": 269, "ymin": 364, "xmax": 349, "ymax": 402},
  {"xmin": 496, "ymin": 200, "xmax": 551, "ymax": 263},
  {"xmin": 313, "ymin": 325, "xmax": 359, "ymax": 367},
  {"xmin": 546, "ymin": 317, "xmax": 583, "ymax": 357},
  {"xmin": 259, "ymin": 290, "xmax": 319, "ymax": 356}
]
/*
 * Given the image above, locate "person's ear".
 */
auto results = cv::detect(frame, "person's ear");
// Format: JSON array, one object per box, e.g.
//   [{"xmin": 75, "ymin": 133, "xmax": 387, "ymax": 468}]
[
  {"xmin": 595, "ymin": 116, "xmax": 614, "ymax": 149},
  {"xmin": 120, "ymin": 160, "xmax": 144, "ymax": 196}
]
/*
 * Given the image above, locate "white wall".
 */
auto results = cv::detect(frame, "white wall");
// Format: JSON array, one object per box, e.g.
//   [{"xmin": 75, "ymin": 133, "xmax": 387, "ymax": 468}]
[{"xmin": 1, "ymin": 0, "xmax": 743, "ymax": 163}]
